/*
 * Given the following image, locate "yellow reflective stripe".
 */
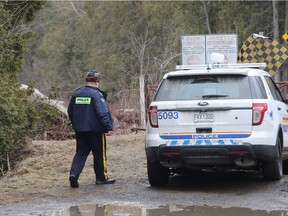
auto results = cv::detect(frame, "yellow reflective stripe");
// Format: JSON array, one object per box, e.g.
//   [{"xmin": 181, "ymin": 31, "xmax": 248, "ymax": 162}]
[
  {"xmin": 104, "ymin": 205, "xmax": 108, "ymax": 216},
  {"xmin": 102, "ymin": 133, "xmax": 108, "ymax": 180}
]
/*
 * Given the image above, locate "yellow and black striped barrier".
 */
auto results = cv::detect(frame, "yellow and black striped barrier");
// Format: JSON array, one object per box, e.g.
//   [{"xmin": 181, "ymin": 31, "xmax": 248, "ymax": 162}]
[{"xmin": 238, "ymin": 33, "xmax": 288, "ymax": 76}]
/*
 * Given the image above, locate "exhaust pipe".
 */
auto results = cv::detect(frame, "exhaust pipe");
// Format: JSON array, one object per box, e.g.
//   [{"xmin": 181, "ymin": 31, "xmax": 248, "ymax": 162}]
[{"xmin": 234, "ymin": 157, "xmax": 256, "ymax": 168}]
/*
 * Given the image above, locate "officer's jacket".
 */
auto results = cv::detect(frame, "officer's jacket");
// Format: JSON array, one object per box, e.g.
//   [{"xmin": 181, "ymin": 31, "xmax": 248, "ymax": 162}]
[{"xmin": 67, "ymin": 85, "xmax": 113, "ymax": 133}]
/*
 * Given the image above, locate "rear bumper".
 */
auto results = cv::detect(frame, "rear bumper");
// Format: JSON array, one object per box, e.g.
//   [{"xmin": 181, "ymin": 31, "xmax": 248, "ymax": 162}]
[{"xmin": 146, "ymin": 144, "xmax": 277, "ymax": 169}]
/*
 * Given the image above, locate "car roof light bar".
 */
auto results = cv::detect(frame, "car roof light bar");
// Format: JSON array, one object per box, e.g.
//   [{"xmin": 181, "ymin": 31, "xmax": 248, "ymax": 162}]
[
  {"xmin": 176, "ymin": 63, "xmax": 267, "ymax": 70},
  {"xmin": 176, "ymin": 65, "xmax": 210, "ymax": 70},
  {"xmin": 219, "ymin": 63, "xmax": 267, "ymax": 69}
]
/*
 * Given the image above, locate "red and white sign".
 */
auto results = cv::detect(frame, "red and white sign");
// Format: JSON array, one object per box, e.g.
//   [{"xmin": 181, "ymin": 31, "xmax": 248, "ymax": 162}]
[{"xmin": 181, "ymin": 34, "xmax": 238, "ymax": 65}]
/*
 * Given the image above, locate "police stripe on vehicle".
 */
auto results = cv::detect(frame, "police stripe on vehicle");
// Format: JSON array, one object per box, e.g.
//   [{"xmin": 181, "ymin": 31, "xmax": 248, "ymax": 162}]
[
  {"xmin": 167, "ymin": 139, "xmax": 242, "ymax": 146},
  {"xmin": 160, "ymin": 133, "xmax": 251, "ymax": 140}
]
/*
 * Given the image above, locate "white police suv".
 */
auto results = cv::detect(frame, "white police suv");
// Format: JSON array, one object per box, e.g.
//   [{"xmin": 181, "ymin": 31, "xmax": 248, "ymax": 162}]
[{"xmin": 145, "ymin": 60, "xmax": 288, "ymax": 186}]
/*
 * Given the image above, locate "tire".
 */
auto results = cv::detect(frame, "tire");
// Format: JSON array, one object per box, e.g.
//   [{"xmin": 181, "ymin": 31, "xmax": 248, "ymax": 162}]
[
  {"xmin": 262, "ymin": 136, "xmax": 283, "ymax": 181},
  {"xmin": 147, "ymin": 161, "xmax": 170, "ymax": 186},
  {"xmin": 283, "ymin": 160, "xmax": 288, "ymax": 175}
]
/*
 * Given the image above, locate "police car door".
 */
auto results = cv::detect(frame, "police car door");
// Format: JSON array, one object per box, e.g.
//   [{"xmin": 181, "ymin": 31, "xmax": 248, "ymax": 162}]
[{"xmin": 265, "ymin": 76, "xmax": 288, "ymax": 147}]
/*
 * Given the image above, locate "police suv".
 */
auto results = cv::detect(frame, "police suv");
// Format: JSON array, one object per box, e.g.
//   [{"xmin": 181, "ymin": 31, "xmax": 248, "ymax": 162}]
[{"xmin": 145, "ymin": 60, "xmax": 288, "ymax": 186}]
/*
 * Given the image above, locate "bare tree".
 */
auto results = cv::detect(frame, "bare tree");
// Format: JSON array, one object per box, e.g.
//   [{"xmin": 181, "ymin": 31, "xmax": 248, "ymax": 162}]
[
  {"xmin": 281, "ymin": 1, "xmax": 288, "ymax": 90},
  {"xmin": 285, "ymin": 2, "xmax": 288, "ymax": 32},
  {"xmin": 128, "ymin": 30, "xmax": 180, "ymax": 127},
  {"xmin": 203, "ymin": 1, "xmax": 212, "ymax": 34},
  {"xmin": 272, "ymin": 0, "xmax": 281, "ymax": 81},
  {"xmin": 128, "ymin": 30, "xmax": 155, "ymax": 76}
]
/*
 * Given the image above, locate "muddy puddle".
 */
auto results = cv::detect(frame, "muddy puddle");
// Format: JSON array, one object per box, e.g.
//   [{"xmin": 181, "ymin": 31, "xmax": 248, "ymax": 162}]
[{"xmin": 24, "ymin": 203, "xmax": 288, "ymax": 216}]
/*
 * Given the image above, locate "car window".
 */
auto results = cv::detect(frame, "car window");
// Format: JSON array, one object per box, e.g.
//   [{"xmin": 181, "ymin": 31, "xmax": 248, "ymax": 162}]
[
  {"xmin": 264, "ymin": 76, "xmax": 284, "ymax": 102},
  {"xmin": 248, "ymin": 76, "xmax": 268, "ymax": 99},
  {"xmin": 154, "ymin": 74, "xmax": 252, "ymax": 101}
]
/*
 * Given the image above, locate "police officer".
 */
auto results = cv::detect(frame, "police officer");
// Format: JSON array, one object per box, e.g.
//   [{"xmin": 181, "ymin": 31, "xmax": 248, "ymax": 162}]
[{"xmin": 68, "ymin": 69, "xmax": 115, "ymax": 188}]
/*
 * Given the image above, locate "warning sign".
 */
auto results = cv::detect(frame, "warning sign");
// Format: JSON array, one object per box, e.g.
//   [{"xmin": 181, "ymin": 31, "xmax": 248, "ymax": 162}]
[
  {"xmin": 181, "ymin": 35, "xmax": 206, "ymax": 65},
  {"xmin": 282, "ymin": 32, "xmax": 288, "ymax": 42},
  {"xmin": 181, "ymin": 34, "xmax": 238, "ymax": 65}
]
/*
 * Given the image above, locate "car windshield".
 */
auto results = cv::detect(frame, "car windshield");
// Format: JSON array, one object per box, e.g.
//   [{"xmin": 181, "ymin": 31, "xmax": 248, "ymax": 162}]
[{"xmin": 154, "ymin": 74, "xmax": 252, "ymax": 101}]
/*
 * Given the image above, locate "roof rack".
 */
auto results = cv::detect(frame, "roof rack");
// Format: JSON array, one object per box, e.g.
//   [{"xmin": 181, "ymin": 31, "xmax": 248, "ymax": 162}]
[{"xmin": 176, "ymin": 63, "xmax": 267, "ymax": 70}]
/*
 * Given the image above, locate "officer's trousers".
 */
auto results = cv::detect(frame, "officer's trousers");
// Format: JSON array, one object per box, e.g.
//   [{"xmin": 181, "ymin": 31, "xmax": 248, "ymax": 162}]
[{"xmin": 70, "ymin": 131, "xmax": 108, "ymax": 181}]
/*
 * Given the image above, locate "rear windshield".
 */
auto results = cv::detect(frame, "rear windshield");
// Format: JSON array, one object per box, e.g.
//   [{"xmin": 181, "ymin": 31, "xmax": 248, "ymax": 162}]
[{"xmin": 154, "ymin": 74, "xmax": 265, "ymax": 101}]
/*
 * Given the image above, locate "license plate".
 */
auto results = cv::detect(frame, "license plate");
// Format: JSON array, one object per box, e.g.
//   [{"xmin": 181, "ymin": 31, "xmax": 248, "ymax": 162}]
[{"xmin": 193, "ymin": 111, "xmax": 214, "ymax": 122}]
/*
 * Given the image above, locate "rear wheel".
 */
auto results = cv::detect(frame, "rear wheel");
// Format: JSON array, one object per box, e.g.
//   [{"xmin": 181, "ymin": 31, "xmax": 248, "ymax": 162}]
[
  {"xmin": 147, "ymin": 161, "xmax": 170, "ymax": 186},
  {"xmin": 262, "ymin": 136, "xmax": 283, "ymax": 180},
  {"xmin": 283, "ymin": 160, "xmax": 288, "ymax": 175}
]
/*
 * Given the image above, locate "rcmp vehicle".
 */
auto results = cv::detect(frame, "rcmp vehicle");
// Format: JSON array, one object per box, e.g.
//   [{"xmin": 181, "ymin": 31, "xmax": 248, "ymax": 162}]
[{"xmin": 145, "ymin": 58, "xmax": 288, "ymax": 186}]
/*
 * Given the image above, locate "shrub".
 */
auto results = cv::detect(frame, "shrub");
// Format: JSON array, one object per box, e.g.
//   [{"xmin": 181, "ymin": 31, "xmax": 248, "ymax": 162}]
[{"xmin": 0, "ymin": 75, "xmax": 62, "ymax": 175}]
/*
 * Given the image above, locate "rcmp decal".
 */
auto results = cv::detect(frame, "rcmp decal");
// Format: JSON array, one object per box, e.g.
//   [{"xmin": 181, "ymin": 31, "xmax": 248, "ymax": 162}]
[
  {"xmin": 282, "ymin": 117, "xmax": 288, "ymax": 132},
  {"xmin": 282, "ymin": 117, "xmax": 288, "ymax": 123},
  {"xmin": 269, "ymin": 111, "xmax": 273, "ymax": 120}
]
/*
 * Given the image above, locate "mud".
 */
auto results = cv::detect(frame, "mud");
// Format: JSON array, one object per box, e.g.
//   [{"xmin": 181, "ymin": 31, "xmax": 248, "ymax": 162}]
[
  {"xmin": 1, "ymin": 132, "xmax": 288, "ymax": 215},
  {"xmin": 13, "ymin": 203, "xmax": 288, "ymax": 216}
]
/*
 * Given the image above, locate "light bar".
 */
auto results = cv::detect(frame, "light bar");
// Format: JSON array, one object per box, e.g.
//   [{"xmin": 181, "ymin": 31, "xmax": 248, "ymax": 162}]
[
  {"xmin": 176, "ymin": 65, "xmax": 211, "ymax": 70},
  {"xmin": 176, "ymin": 63, "xmax": 267, "ymax": 70},
  {"xmin": 219, "ymin": 63, "xmax": 267, "ymax": 68}
]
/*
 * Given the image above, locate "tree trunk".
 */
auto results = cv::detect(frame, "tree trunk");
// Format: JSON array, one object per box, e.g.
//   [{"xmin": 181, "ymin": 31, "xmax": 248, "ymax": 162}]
[
  {"xmin": 282, "ymin": 1, "xmax": 288, "ymax": 97},
  {"xmin": 203, "ymin": 1, "xmax": 211, "ymax": 34},
  {"xmin": 139, "ymin": 75, "xmax": 146, "ymax": 128},
  {"xmin": 285, "ymin": 2, "xmax": 288, "ymax": 32},
  {"xmin": 6, "ymin": 152, "xmax": 10, "ymax": 171},
  {"xmin": 273, "ymin": 0, "xmax": 281, "ymax": 81}
]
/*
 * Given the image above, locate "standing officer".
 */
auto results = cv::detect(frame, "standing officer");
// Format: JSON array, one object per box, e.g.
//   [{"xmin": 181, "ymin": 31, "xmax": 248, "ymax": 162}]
[{"xmin": 67, "ymin": 69, "xmax": 115, "ymax": 188}]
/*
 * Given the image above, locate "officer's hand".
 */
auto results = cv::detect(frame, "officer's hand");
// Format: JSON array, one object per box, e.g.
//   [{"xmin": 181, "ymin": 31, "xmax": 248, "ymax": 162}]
[{"xmin": 106, "ymin": 131, "xmax": 113, "ymax": 136}]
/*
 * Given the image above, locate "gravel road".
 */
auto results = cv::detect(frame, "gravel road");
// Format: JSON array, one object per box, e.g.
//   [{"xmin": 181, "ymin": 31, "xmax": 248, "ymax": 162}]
[{"xmin": 1, "ymin": 132, "xmax": 288, "ymax": 215}]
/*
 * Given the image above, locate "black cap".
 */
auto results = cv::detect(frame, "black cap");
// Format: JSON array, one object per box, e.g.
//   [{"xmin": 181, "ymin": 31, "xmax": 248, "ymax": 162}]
[{"xmin": 86, "ymin": 70, "xmax": 101, "ymax": 82}]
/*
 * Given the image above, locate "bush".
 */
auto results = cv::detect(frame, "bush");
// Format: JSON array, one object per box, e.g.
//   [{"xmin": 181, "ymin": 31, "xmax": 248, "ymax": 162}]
[
  {"xmin": 0, "ymin": 75, "xmax": 62, "ymax": 175},
  {"xmin": 0, "ymin": 1, "xmax": 54, "ymax": 176}
]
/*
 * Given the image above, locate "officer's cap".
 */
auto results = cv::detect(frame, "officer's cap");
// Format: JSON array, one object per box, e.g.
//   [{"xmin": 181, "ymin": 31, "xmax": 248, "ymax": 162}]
[{"xmin": 86, "ymin": 69, "xmax": 101, "ymax": 82}]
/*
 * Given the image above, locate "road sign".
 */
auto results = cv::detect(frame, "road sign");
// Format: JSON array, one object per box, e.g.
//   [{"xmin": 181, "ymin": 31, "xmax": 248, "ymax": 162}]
[{"xmin": 282, "ymin": 32, "xmax": 288, "ymax": 42}]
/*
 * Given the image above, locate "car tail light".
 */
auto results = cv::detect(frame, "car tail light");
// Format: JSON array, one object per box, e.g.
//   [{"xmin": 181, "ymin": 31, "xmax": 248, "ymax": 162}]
[
  {"xmin": 161, "ymin": 152, "xmax": 180, "ymax": 155},
  {"xmin": 228, "ymin": 150, "xmax": 249, "ymax": 155},
  {"xmin": 252, "ymin": 103, "xmax": 267, "ymax": 126},
  {"xmin": 148, "ymin": 106, "xmax": 158, "ymax": 128}
]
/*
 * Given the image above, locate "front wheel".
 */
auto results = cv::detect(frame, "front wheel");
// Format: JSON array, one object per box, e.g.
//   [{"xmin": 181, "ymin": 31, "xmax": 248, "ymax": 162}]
[
  {"xmin": 262, "ymin": 136, "xmax": 283, "ymax": 181},
  {"xmin": 147, "ymin": 161, "xmax": 170, "ymax": 186}
]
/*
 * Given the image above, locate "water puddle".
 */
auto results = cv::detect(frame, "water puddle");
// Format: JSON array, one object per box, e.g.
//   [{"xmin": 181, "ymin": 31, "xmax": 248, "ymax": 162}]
[{"xmin": 26, "ymin": 203, "xmax": 288, "ymax": 216}]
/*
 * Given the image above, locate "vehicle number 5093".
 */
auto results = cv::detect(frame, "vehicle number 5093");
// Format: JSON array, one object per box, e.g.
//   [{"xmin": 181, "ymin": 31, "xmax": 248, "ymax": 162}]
[{"xmin": 158, "ymin": 111, "xmax": 179, "ymax": 120}]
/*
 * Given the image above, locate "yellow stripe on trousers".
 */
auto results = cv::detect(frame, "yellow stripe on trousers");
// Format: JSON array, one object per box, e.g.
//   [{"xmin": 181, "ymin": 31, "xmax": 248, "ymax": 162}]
[{"xmin": 102, "ymin": 133, "xmax": 108, "ymax": 180}]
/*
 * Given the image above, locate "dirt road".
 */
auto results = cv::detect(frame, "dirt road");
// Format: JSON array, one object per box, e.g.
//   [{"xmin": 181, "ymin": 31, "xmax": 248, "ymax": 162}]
[{"xmin": 1, "ymin": 131, "xmax": 288, "ymax": 215}]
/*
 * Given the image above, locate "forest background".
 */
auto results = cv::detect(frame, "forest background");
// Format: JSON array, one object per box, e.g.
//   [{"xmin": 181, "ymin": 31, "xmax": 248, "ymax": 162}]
[
  {"xmin": 21, "ymin": 1, "xmax": 288, "ymax": 101},
  {"xmin": 1, "ymin": 0, "xmax": 288, "ymax": 175}
]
